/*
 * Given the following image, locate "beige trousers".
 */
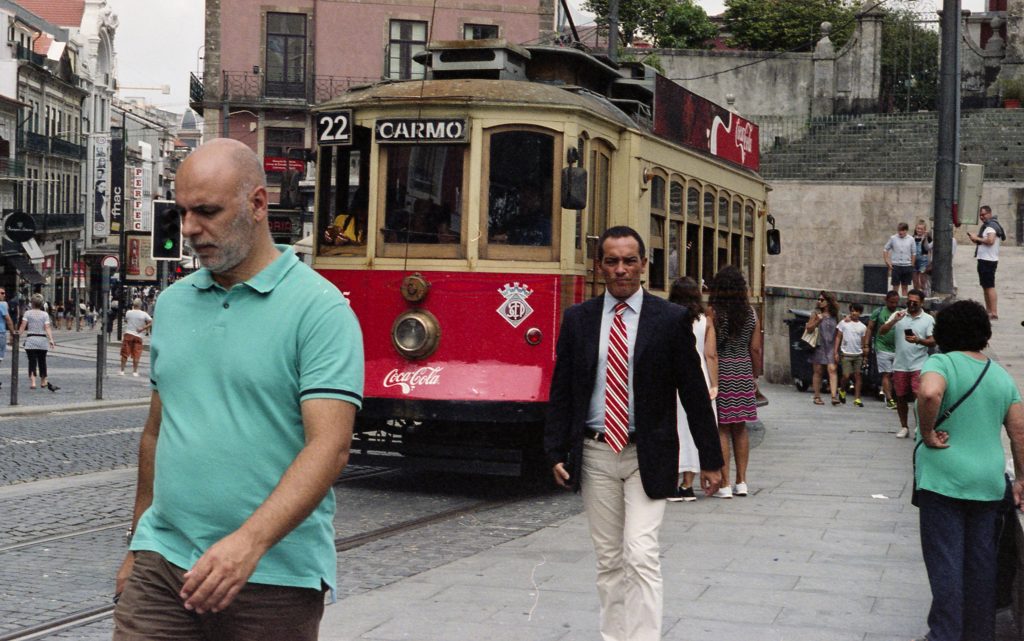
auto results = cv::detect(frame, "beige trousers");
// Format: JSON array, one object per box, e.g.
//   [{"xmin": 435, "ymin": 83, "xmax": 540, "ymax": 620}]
[{"xmin": 581, "ymin": 438, "xmax": 666, "ymax": 641}]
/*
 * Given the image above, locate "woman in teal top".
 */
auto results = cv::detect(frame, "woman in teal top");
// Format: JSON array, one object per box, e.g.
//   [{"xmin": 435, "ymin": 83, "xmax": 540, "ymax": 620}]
[{"xmin": 915, "ymin": 300, "xmax": 1024, "ymax": 641}]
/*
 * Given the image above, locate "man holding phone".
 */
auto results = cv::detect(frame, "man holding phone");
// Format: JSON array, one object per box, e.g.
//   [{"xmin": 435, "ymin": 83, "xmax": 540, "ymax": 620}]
[{"xmin": 879, "ymin": 289, "xmax": 935, "ymax": 438}]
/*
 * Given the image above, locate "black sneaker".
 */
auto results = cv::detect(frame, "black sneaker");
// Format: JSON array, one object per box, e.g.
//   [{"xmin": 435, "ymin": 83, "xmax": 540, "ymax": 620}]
[{"xmin": 667, "ymin": 486, "xmax": 697, "ymax": 503}]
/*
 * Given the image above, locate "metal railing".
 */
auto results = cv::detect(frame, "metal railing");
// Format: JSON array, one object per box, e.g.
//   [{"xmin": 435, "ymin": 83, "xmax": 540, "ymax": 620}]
[
  {"xmin": 191, "ymin": 71, "xmax": 379, "ymax": 107},
  {"xmin": 30, "ymin": 212, "xmax": 86, "ymax": 233},
  {"xmin": 16, "ymin": 130, "xmax": 87, "ymax": 160}
]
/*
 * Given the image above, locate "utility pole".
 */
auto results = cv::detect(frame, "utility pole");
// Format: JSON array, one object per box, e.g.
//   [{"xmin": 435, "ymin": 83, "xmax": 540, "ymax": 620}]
[
  {"xmin": 608, "ymin": 0, "xmax": 619, "ymax": 63},
  {"xmin": 931, "ymin": 0, "xmax": 961, "ymax": 297}
]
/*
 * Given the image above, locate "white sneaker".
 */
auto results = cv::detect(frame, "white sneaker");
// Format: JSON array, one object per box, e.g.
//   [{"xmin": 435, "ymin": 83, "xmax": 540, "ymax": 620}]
[
  {"xmin": 118, "ymin": 370, "xmax": 125, "ymax": 376},
  {"xmin": 734, "ymin": 482, "xmax": 748, "ymax": 496},
  {"xmin": 132, "ymin": 372, "xmax": 139, "ymax": 377},
  {"xmin": 896, "ymin": 427, "xmax": 909, "ymax": 439},
  {"xmin": 713, "ymin": 486, "xmax": 733, "ymax": 499}
]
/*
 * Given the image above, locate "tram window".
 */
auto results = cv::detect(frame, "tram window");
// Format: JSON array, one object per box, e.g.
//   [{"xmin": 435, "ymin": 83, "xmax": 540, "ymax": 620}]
[
  {"xmin": 589, "ymin": 148, "xmax": 610, "ymax": 249},
  {"xmin": 744, "ymin": 237, "xmax": 754, "ymax": 283},
  {"xmin": 744, "ymin": 203, "xmax": 755, "ymax": 234},
  {"xmin": 732, "ymin": 200, "xmax": 742, "ymax": 230},
  {"xmin": 702, "ymin": 228, "xmax": 714, "ymax": 283},
  {"xmin": 669, "ymin": 181, "xmax": 683, "ymax": 217},
  {"xmin": 668, "ymin": 220, "xmax": 682, "ymax": 280},
  {"xmin": 487, "ymin": 131, "xmax": 554, "ymax": 247},
  {"xmin": 731, "ymin": 233, "xmax": 741, "ymax": 269},
  {"xmin": 649, "ymin": 215, "xmax": 665, "ymax": 291},
  {"xmin": 317, "ymin": 126, "xmax": 371, "ymax": 257},
  {"xmin": 703, "ymin": 191, "xmax": 714, "ymax": 225},
  {"xmin": 687, "ymin": 186, "xmax": 700, "ymax": 222},
  {"xmin": 718, "ymin": 195, "xmax": 729, "ymax": 227},
  {"xmin": 718, "ymin": 231, "xmax": 729, "ymax": 273},
  {"xmin": 383, "ymin": 144, "xmax": 464, "ymax": 245},
  {"xmin": 686, "ymin": 223, "xmax": 700, "ymax": 279},
  {"xmin": 649, "ymin": 175, "xmax": 665, "ymax": 212}
]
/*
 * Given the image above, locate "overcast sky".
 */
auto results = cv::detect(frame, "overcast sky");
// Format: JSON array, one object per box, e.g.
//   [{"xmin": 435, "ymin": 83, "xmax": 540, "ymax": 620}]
[{"xmin": 104, "ymin": 0, "xmax": 987, "ymax": 114}]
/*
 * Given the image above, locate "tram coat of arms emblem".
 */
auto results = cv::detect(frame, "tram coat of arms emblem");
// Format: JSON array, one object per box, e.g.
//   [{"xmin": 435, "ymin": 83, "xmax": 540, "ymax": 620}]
[{"xmin": 497, "ymin": 282, "xmax": 534, "ymax": 328}]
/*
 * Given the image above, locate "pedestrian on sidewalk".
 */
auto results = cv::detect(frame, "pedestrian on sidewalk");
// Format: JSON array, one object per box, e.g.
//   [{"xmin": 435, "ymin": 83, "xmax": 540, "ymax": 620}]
[
  {"xmin": 113, "ymin": 139, "xmax": 364, "ymax": 641},
  {"xmin": 0, "ymin": 287, "xmax": 13, "ymax": 364},
  {"xmin": 913, "ymin": 219, "xmax": 932, "ymax": 296},
  {"xmin": 667, "ymin": 276, "xmax": 718, "ymax": 503},
  {"xmin": 119, "ymin": 298, "xmax": 152, "ymax": 377},
  {"xmin": 966, "ymin": 205, "xmax": 1004, "ymax": 320},
  {"xmin": 834, "ymin": 303, "xmax": 868, "ymax": 407},
  {"xmin": 913, "ymin": 299, "xmax": 1024, "ymax": 641},
  {"xmin": 18, "ymin": 294, "xmax": 57, "ymax": 392},
  {"xmin": 709, "ymin": 265, "xmax": 761, "ymax": 498},
  {"xmin": 866, "ymin": 291, "xmax": 900, "ymax": 409},
  {"xmin": 884, "ymin": 222, "xmax": 916, "ymax": 297},
  {"xmin": 544, "ymin": 226, "xmax": 722, "ymax": 641},
  {"xmin": 879, "ymin": 288, "xmax": 934, "ymax": 438},
  {"xmin": 805, "ymin": 291, "xmax": 839, "ymax": 405}
]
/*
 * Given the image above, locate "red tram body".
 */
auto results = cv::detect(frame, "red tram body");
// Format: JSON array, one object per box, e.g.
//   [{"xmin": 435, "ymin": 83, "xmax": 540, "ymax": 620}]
[{"xmin": 311, "ymin": 40, "xmax": 770, "ymax": 475}]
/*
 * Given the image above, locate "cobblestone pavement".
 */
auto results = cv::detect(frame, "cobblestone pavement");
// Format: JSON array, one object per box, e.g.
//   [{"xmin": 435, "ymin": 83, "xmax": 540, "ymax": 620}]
[
  {"xmin": 1, "ymin": 467, "xmax": 582, "ymax": 639},
  {"xmin": 1, "ymin": 328, "xmax": 151, "ymax": 410},
  {"xmin": 0, "ymin": 406, "xmax": 147, "ymax": 485}
]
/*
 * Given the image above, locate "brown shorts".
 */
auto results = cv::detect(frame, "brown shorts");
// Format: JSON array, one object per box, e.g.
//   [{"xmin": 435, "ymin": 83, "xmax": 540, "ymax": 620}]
[
  {"xmin": 892, "ymin": 370, "xmax": 921, "ymax": 401},
  {"xmin": 113, "ymin": 551, "xmax": 325, "ymax": 641},
  {"xmin": 120, "ymin": 334, "xmax": 144, "ymax": 361}
]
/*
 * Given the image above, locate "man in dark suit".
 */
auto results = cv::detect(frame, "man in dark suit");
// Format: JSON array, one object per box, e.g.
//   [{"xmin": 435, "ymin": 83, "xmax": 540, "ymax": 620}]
[{"xmin": 544, "ymin": 225, "xmax": 723, "ymax": 641}]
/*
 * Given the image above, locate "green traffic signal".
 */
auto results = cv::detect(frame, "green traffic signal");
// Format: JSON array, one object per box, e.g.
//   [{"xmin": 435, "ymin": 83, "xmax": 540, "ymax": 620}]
[{"xmin": 164, "ymin": 238, "xmax": 174, "ymax": 250}]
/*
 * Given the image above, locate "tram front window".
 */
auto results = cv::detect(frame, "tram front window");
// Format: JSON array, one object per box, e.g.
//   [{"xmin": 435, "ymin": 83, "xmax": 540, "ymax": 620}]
[
  {"xmin": 383, "ymin": 145, "xmax": 463, "ymax": 245},
  {"xmin": 487, "ymin": 131, "xmax": 554, "ymax": 246}
]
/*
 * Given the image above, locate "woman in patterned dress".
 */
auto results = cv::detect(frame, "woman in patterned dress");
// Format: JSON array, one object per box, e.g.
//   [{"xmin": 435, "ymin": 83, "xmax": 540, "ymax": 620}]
[
  {"xmin": 708, "ymin": 266, "xmax": 761, "ymax": 498},
  {"xmin": 805, "ymin": 291, "xmax": 839, "ymax": 405}
]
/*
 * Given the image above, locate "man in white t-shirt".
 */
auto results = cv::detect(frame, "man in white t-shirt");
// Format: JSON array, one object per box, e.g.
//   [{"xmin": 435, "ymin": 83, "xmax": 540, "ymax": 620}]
[
  {"xmin": 967, "ymin": 205, "xmax": 1003, "ymax": 319},
  {"xmin": 834, "ymin": 303, "xmax": 869, "ymax": 407},
  {"xmin": 120, "ymin": 298, "xmax": 152, "ymax": 377},
  {"xmin": 883, "ymin": 222, "xmax": 917, "ymax": 297}
]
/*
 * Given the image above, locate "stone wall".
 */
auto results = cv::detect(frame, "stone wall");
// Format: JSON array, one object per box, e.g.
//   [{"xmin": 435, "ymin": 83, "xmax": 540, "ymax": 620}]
[{"xmin": 764, "ymin": 180, "xmax": 1019, "ymax": 294}]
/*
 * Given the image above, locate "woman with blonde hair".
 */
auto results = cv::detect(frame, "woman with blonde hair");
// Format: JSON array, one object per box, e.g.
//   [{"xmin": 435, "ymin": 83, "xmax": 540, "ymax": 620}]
[{"xmin": 914, "ymin": 219, "xmax": 933, "ymax": 295}]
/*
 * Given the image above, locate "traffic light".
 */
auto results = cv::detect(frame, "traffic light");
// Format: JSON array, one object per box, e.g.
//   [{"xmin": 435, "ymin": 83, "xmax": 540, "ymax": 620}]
[{"xmin": 151, "ymin": 200, "xmax": 182, "ymax": 260}]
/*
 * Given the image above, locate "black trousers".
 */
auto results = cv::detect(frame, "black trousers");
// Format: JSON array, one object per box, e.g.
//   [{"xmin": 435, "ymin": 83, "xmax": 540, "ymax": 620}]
[{"xmin": 25, "ymin": 349, "xmax": 47, "ymax": 378}]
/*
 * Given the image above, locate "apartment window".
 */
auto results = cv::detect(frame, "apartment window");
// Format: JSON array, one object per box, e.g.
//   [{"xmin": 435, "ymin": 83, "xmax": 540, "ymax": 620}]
[
  {"xmin": 265, "ymin": 12, "xmax": 307, "ymax": 98},
  {"xmin": 389, "ymin": 20, "xmax": 427, "ymax": 80},
  {"xmin": 464, "ymin": 24, "xmax": 498, "ymax": 40}
]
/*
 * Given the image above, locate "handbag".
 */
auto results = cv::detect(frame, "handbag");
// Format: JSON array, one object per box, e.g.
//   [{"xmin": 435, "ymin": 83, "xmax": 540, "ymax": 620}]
[
  {"xmin": 800, "ymin": 326, "xmax": 819, "ymax": 349},
  {"xmin": 911, "ymin": 357, "xmax": 991, "ymax": 507}
]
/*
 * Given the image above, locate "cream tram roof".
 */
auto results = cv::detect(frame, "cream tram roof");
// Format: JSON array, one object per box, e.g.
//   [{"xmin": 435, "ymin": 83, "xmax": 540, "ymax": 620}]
[{"xmin": 315, "ymin": 78, "xmax": 638, "ymax": 131}]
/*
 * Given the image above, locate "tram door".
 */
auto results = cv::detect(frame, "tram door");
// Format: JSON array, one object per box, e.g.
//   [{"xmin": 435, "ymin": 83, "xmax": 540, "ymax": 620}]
[{"xmin": 586, "ymin": 144, "xmax": 611, "ymax": 296}]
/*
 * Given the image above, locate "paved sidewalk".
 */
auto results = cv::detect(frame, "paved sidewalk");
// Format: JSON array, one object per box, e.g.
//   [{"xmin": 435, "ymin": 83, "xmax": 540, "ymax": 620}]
[{"xmin": 318, "ymin": 244, "xmax": 1024, "ymax": 641}]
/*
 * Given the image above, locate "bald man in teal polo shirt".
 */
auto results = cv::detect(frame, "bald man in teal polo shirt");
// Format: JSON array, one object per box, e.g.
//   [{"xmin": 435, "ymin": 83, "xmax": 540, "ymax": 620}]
[{"xmin": 113, "ymin": 139, "xmax": 363, "ymax": 641}]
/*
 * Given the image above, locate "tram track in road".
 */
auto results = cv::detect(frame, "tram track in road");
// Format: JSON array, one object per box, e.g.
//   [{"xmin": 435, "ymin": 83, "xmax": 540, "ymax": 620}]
[{"xmin": 0, "ymin": 480, "xmax": 528, "ymax": 641}]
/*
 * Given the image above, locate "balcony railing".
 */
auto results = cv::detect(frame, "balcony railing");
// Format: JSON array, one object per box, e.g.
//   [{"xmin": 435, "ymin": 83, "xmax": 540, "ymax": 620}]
[
  {"xmin": 192, "ymin": 71, "xmax": 379, "ymax": 109},
  {"xmin": 0, "ymin": 157, "xmax": 26, "ymax": 179},
  {"xmin": 30, "ymin": 213, "xmax": 85, "ymax": 234},
  {"xmin": 16, "ymin": 130, "xmax": 86, "ymax": 160},
  {"xmin": 15, "ymin": 43, "xmax": 45, "ymax": 66}
]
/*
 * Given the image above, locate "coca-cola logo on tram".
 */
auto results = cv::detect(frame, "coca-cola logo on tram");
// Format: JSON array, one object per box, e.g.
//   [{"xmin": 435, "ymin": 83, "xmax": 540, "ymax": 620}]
[{"xmin": 382, "ymin": 367, "xmax": 444, "ymax": 394}]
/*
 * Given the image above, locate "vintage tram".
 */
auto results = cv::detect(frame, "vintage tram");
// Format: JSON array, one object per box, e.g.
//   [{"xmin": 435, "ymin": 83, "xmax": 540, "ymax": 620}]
[{"xmin": 310, "ymin": 40, "xmax": 772, "ymax": 475}]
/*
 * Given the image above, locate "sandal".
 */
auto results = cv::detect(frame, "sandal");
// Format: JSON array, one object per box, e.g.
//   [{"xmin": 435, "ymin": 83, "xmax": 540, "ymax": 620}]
[
  {"xmin": 831, "ymin": 397, "xmax": 841, "ymax": 406},
  {"xmin": 813, "ymin": 397, "xmax": 824, "ymax": 405}
]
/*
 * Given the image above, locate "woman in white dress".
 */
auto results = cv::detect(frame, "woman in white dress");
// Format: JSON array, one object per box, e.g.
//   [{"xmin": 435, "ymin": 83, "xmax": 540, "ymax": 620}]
[{"xmin": 667, "ymin": 277, "xmax": 718, "ymax": 501}]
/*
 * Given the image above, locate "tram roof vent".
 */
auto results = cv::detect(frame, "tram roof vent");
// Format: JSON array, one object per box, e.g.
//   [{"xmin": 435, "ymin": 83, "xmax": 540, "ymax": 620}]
[{"xmin": 416, "ymin": 39, "xmax": 530, "ymax": 80}]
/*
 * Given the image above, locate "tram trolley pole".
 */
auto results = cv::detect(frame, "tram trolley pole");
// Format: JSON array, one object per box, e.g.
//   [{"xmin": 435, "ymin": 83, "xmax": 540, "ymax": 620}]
[{"xmin": 9, "ymin": 332, "xmax": 18, "ymax": 406}]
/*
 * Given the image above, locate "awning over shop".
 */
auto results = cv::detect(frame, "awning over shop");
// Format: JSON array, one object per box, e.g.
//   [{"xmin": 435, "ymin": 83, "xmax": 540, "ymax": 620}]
[
  {"xmin": 21, "ymin": 238, "xmax": 43, "ymax": 260},
  {"xmin": 4, "ymin": 253, "xmax": 44, "ymax": 285}
]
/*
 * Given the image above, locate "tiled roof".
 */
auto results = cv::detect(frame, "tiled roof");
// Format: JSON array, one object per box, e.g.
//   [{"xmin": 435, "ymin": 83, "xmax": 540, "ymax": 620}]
[{"xmin": 17, "ymin": 0, "xmax": 84, "ymax": 27}]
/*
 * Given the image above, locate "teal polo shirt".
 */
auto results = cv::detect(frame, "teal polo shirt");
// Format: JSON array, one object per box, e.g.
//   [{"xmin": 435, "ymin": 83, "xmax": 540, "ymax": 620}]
[{"xmin": 131, "ymin": 246, "xmax": 363, "ymax": 592}]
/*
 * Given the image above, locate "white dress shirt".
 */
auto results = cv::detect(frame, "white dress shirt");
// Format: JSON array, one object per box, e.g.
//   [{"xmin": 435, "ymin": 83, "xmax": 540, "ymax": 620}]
[{"xmin": 586, "ymin": 288, "xmax": 643, "ymax": 433}]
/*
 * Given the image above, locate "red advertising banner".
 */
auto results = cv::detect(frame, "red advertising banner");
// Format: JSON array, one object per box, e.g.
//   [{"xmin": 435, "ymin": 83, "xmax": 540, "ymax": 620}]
[
  {"xmin": 263, "ymin": 157, "xmax": 305, "ymax": 173},
  {"xmin": 653, "ymin": 75, "xmax": 760, "ymax": 172}
]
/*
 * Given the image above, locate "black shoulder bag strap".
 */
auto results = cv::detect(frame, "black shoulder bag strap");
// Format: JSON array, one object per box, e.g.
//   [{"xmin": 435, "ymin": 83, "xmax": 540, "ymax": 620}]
[{"xmin": 912, "ymin": 357, "xmax": 991, "ymax": 507}]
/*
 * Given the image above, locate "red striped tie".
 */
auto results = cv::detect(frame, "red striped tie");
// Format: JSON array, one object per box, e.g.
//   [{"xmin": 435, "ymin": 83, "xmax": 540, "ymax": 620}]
[{"xmin": 603, "ymin": 302, "xmax": 630, "ymax": 453}]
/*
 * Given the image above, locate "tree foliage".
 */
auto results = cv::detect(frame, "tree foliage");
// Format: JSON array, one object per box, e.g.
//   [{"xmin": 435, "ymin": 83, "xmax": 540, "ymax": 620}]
[
  {"xmin": 879, "ymin": 5, "xmax": 939, "ymax": 112},
  {"xmin": 722, "ymin": 0, "xmax": 858, "ymax": 52},
  {"xmin": 582, "ymin": 0, "xmax": 718, "ymax": 49}
]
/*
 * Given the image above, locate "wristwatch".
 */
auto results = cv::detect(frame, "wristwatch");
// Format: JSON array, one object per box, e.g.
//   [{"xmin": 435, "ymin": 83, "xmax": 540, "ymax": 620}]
[{"xmin": 125, "ymin": 527, "xmax": 134, "ymax": 547}]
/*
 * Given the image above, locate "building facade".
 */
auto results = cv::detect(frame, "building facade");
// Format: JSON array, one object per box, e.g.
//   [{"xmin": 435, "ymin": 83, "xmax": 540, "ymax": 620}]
[{"xmin": 191, "ymin": 0, "xmax": 556, "ymax": 218}]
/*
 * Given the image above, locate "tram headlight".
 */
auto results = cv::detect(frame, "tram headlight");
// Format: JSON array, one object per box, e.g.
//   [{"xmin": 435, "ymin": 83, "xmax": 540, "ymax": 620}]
[{"xmin": 392, "ymin": 310, "xmax": 440, "ymax": 360}]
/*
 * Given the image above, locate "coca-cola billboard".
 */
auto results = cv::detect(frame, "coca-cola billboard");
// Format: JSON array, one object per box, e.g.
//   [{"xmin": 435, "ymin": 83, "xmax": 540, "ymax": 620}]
[
  {"xmin": 653, "ymin": 75, "xmax": 760, "ymax": 172},
  {"xmin": 382, "ymin": 367, "xmax": 444, "ymax": 395}
]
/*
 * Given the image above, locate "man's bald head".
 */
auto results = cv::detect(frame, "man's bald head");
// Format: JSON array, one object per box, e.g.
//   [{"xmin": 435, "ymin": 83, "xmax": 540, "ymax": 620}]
[{"xmin": 180, "ymin": 138, "xmax": 266, "ymax": 200}]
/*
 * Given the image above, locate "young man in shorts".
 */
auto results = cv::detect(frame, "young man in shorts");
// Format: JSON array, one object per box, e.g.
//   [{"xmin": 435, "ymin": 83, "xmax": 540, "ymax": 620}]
[
  {"xmin": 835, "ymin": 303, "xmax": 869, "ymax": 407},
  {"xmin": 867, "ymin": 291, "xmax": 900, "ymax": 409},
  {"xmin": 120, "ymin": 298, "xmax": 152, "ymax": 377},
  {"xmin": 878, "ymin": 289, "xmax": 935, "ymax": 438},
  {"xmin": 883, "ymin": 222, "xmax": 916, "ymax": 297}
]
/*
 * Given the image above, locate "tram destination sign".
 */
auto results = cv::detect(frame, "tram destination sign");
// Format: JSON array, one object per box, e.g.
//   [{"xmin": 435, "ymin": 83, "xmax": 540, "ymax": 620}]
[
  {"xmin": 375, "ymin": 118, "xmax": 468, "ymax": 144},
  {"xmin": 316, "ymin": 110, "xmax": 353, "ymax": 146}
]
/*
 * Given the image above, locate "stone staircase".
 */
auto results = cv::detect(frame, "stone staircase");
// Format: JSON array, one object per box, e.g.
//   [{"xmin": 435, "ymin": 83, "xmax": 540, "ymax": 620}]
[{"xmin": 759, "ymin": 109, "xmax": 1024, "ymax": 182}]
